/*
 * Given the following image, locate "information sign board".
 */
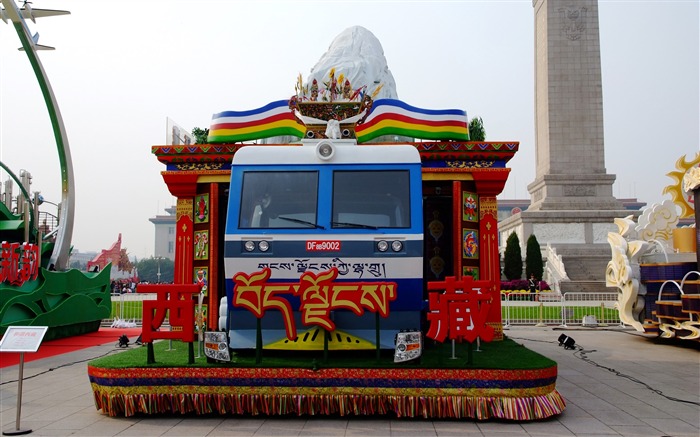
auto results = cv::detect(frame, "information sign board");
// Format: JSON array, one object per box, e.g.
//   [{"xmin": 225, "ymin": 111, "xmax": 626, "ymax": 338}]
[{"xmin": 0, "ymin": 326, "xmax": 48, "ymax": 352}]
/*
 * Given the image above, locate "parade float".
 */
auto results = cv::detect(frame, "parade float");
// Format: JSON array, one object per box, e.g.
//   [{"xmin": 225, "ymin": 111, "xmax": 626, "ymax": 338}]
[
  {"xmin": 87, "ymin": 25, "xmax": 565, "ymax": 420},
  {"xmin": 0, "ymin": 1, "xmax": 111, "ymax": 340},
  {"xmin": 606, "ymin": 152, "xmax": 699, "ymax": 341}
]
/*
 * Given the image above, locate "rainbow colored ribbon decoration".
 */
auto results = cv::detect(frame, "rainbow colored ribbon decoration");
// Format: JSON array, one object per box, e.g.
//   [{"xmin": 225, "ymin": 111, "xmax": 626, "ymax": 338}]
[
  {"xmin": 355, "ymin": 99, "xmax": 469, "ymax": 143},
  {"xmin": 208, "ymin": 100, "xmax": 306, "ymax": 143}
]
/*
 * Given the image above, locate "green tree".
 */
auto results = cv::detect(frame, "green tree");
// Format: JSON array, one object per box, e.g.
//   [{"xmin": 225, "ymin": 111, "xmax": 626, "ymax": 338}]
[
  {"xmin": 525, "ymin": 234, "xmax": 544, "ymax": 280},
  {"xmin": 192, "ymin": 127, "xmax": 210, "ymax": 144},
  {"xmin": 135, "ymin": 257, "xmax": 174, "ymax": 283},
  {"xmin": 468, "ymin": 117, "xmax": 486, "ymax": 141},
  {"xmin": 503, "ymin": 232, "xmax": 523, "ymax": 280}
]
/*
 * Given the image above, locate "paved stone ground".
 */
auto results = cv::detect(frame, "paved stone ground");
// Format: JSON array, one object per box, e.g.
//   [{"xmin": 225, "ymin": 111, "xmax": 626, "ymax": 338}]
[{"xmin": 1, "ymin": 326, "xmax": 698, "ymax": 436}]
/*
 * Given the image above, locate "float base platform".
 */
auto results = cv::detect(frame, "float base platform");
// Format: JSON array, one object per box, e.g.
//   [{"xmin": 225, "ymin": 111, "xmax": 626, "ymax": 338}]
[{"xmin": 87, "ymin": 365, "xmax": 565, "ymax": 421}]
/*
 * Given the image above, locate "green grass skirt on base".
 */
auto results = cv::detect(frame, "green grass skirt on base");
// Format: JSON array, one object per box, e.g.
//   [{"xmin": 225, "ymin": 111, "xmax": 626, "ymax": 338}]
[{"xmin": 88, "ymin": 337, "xmax": 566, "ymax": 420}]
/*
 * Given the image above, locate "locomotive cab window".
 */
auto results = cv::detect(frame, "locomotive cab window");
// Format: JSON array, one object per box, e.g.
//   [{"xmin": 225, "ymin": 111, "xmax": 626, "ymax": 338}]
[
  {"xmin": 332, "ymin": 170, "xmax": 411, "ymax": 229},
  {"xmin": 239, "ymin": 171, "xmax": 319, "ymax": 229}
]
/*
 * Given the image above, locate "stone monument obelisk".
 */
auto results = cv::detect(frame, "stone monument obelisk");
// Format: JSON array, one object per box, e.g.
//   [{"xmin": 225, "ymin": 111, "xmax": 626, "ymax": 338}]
[{"xmin": 499, "ymin": 0, "xmax": 636, "ymax": 292}]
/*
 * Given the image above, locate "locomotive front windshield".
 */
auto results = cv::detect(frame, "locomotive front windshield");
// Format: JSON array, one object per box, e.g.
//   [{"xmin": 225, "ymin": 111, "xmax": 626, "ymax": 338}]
[
  {"xmin": 332, "ymin": 170, "xmax": 410, "ymax": 229},
  {"xmin": 238, "ymin": 171, "xmax": 319, "ymax": 229},
  {"xmin": 238, "ymin": 169, "xmax": 411, "ymax": 230}
]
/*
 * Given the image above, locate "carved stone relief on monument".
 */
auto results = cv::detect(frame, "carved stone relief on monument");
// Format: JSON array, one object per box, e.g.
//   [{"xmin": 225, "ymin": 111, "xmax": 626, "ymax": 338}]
[
  {"xmin": 559, "ymin": 7, "xmax": 587, "ymax": 41},
  {"xmin": 592, "ymin": 223, "xmax": 616, "ymax": 244},
  {"xmin": 533, "ymin": 223, "xmax": 585, "ymax": 244},
  {"xmin": 563, "ymin": 185, "xmax": 596, "ymax": 197}
]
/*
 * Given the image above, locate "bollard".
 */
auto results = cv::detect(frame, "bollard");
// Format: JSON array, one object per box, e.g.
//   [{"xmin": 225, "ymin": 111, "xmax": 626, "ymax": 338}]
[{"xmin": 535, "ymin": 302, "xmax": 546, "ymax": 327}]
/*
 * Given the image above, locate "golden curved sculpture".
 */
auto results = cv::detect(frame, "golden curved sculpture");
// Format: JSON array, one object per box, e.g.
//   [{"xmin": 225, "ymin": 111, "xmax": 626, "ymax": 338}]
[{"xmin": 663, "ymin": 152, "xmax": 700, "ymax": 219}]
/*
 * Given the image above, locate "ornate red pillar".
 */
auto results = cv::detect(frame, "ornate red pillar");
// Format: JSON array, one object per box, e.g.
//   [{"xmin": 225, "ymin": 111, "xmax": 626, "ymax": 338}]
[
  {"xmin": 161, "ymin": 172, "xmax": 199, "ymax": 284},
  {"xmin": 478, "ymin": 197, "xmax": 499, "ymax": 286},
  {"xmin": 175, "ymin": 202, "xmax": 194, "ymax": 284},
  {"xmin": 473, "ymin": 169, "xmax": 511, "ymax": 340},
  {"xmin": 208, "ymin": 182, "xmax": 220, "ymax": 330},
  {"xmin": 452, "ymin": 181, "xmax": 463, "ymax": 278},
  {"xmin": 472, "ymin": 170, "xmax": 509, "ymax": 284}
]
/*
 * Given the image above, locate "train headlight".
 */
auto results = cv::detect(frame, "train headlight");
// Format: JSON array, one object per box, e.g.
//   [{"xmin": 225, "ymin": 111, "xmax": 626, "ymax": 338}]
[
  {"xmin": 391, "ymin": 240, "xmax": 403, "ymax": 252},
  {"xmin": 377, "ymin": 240, "xmax": 389, "ymax": 252},
  {"xmin": 244, "ymin": 241, "xmax": 256, "ymax": 252},
  {"xmin": 258, "ymin": 240, "xmax": 270, "ymax": 252},
  {"xmin": 316, "ymin": 140, "xmax": 335, "ymax": 160}
]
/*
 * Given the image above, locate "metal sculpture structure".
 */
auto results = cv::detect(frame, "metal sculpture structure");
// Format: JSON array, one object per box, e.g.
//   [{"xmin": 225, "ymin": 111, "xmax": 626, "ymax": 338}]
[
  {"xmin": 0, "ymin": 2, "xmax": 111, "ymax": 340},
  {"xmin": 1, "ymin": 0, "xmax": 74, "ymax": 270}
]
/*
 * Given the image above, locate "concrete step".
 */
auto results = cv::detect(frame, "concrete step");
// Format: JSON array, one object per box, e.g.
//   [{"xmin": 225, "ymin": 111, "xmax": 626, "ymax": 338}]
[
  {"xmin": 560, "ymin": 280, "xmax": 616, "ymax": 294},
  {"xmin": 560, "ymin": 254, "xmax": 610, "ymax": 282}
]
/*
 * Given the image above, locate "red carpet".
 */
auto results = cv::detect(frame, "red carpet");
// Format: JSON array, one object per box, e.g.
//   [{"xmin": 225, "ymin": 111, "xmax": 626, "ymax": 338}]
[{"xmin": 0, "ymin": 327, "xmax": 143, "ymax": 368}]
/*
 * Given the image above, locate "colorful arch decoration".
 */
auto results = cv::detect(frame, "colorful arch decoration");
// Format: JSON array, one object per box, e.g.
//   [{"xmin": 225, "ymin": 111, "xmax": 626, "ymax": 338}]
[
  {"xmin": 207, "ymin": 100, "xmax": 305, "ymax": 143},
  {"xmin": 206, "ymin": 97, "xmax": 470, "ymax": 144},
  {"xmin": 356, "ymin": 99, "xmax": 469, "ymax": 143}
]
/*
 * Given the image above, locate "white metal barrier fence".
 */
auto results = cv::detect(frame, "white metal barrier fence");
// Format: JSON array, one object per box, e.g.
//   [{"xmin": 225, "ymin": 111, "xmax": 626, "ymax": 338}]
[
  {"xmin": 105, "ymin": 291, "xmax": 623, "ymax": 328},
  {"xmin": 502, "ymin": 291, "xmax": 622, "ymax": 328},
  {"xmin": 103, "ymin": 292, "xmax": 157, "ymax": 328}
]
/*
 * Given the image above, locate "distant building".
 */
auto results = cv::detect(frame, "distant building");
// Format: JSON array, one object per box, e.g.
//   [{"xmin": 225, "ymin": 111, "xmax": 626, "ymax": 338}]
[
  {"xmin": 69, "ymin": 250, "xmax": 98, "ymax": 269},
  {"xmin": 149, "ymin": 206, "xmax": 176, "ymax": 260}
]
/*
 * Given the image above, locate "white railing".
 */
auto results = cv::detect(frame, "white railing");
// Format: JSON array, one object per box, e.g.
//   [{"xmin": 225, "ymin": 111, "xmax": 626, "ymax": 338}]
[
  {"xmin": 108, "ymin": 291, "xmax": 624, "ymax": 329},
  {"xmin": 103, "ymin": 292, "xmax": 157, "ymax": 328},
  {"xmin": 502, "ymin": 291, "xmax": 623, "ymax": 328},
  {"xmin": 560, "ymin": 292, "xmax": 622, "ymax": 327},
  {"xmin": 544, "ymin": 243, "xmax": 569, "ymax": 294}
]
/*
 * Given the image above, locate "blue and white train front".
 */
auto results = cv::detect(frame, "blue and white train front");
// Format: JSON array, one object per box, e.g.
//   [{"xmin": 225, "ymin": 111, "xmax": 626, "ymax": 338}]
[{"xmin": 223, "ymin": 141, "xmax": 424, "ymax": 350}]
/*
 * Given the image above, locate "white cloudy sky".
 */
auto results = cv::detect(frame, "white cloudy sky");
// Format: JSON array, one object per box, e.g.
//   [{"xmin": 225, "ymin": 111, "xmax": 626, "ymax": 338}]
[{"xmin": 0, "ymin": 0, "xmax": 697, "ymax": 259}]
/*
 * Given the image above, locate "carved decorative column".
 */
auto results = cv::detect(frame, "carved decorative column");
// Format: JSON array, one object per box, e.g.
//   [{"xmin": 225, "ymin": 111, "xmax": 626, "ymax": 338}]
[
  {"xmin": 208, "ymin": 182, "xmax": 220, "ymax": 329},
  {"xmin": 162, "ymin": 172, "xmax": 199, "ymax": 284},
  {"xmin": 478, "ymin": 197, "xmax": 500, "ymax": 285},
  {"xmin": 174, "ymin": 201, "xmax": 194, "ymax": 285},
  {"xmin": 473, "ymin": 169, "xmax": 510, "ymax": 340},
  {"xmin": 473, "ymin": 170, "xmax": 510, "ymax": 285}
]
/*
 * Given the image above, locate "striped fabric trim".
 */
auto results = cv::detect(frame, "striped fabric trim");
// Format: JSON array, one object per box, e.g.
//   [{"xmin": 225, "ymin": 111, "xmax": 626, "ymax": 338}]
[
  {"xmin": 356, "ymin": 99, "xmax": 469, "ymax": 143},
  {"xmin": 208, "ymin": 100, "xmax": 306, "ymax": 143}
]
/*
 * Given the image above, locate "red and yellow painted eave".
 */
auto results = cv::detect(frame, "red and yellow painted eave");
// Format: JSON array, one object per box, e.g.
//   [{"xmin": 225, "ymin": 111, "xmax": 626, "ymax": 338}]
[{"xmin": 151, "ymin": 142, "xmax": 519, "ymax": 167}]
